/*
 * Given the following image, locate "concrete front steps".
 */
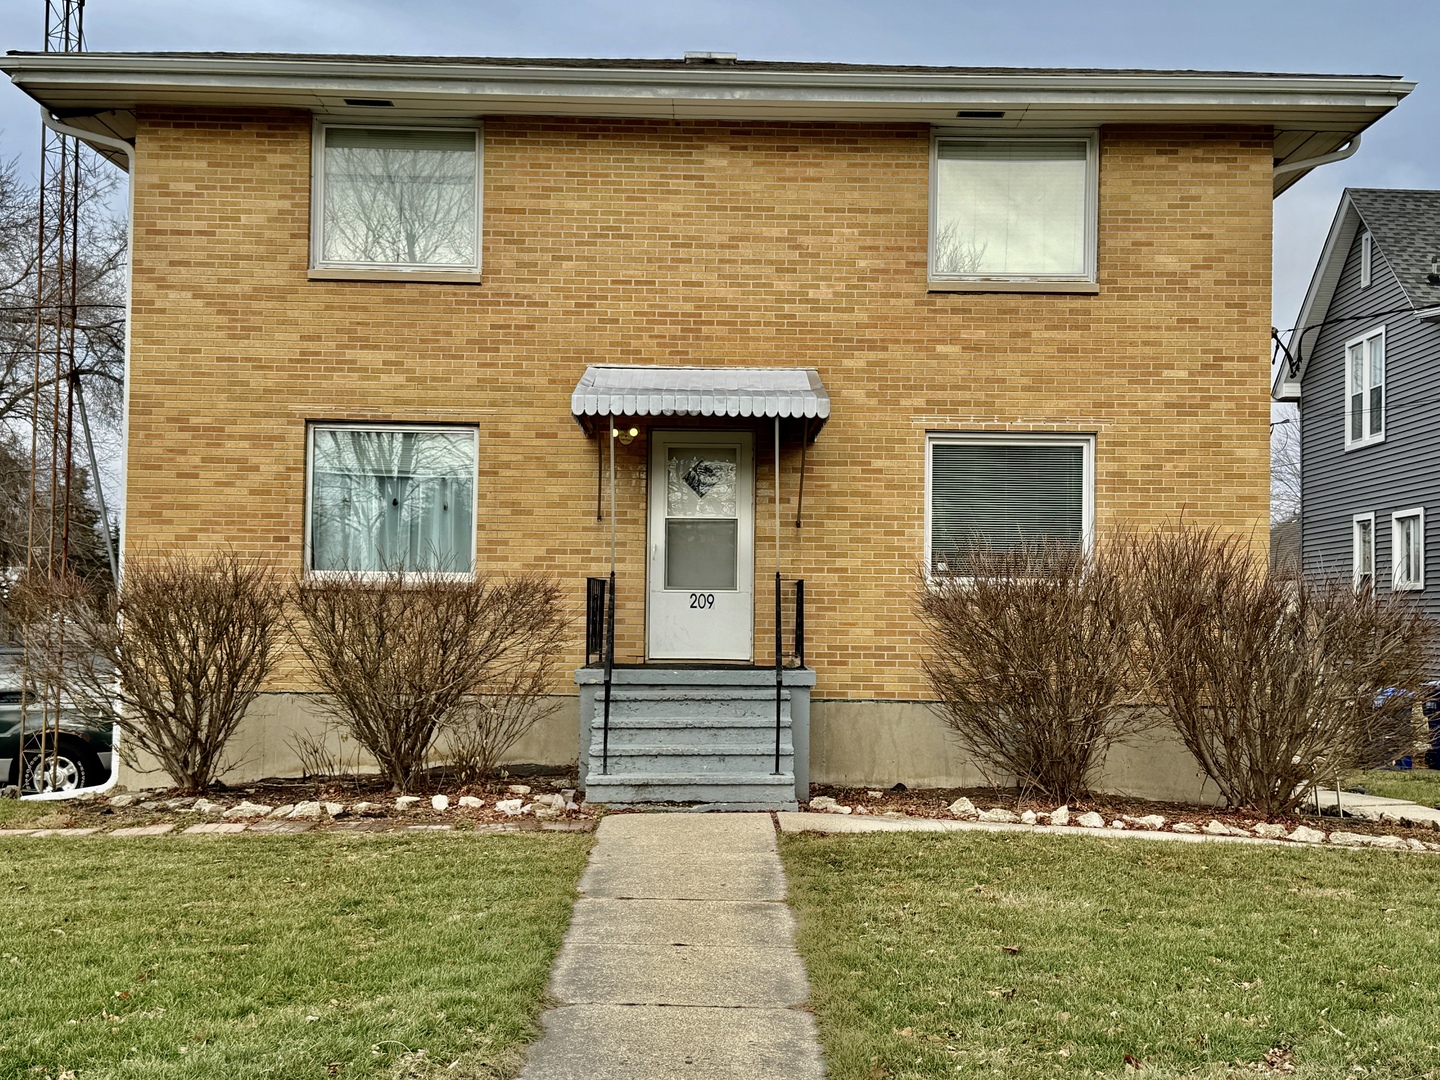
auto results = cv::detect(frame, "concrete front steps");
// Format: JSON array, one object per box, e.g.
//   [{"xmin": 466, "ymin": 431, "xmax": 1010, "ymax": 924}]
[{"xmin": 575, "ymin": 667, "xmax": 814, "ymax": 811}]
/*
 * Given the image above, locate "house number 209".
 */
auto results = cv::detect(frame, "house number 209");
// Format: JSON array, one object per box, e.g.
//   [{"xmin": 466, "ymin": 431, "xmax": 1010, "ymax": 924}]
[{"xmin": 689, "ymin": 593, "xmax": 716, "ymax": 609}]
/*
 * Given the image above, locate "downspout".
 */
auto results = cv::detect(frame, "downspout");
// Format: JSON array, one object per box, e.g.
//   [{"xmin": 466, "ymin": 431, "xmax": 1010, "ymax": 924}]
[
  {"xmin": 1273, "ymin": 134, "xmax": 1361, "ymax": 179},
  {"xmin": 25, "ymin": 113, "xmax": 135, "ymax": 801}
]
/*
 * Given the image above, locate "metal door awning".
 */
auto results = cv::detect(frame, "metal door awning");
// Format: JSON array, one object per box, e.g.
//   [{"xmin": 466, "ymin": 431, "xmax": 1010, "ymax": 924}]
[{"xmin": 571, "ymin": 365, "xmax": 830, "ymax": 439}]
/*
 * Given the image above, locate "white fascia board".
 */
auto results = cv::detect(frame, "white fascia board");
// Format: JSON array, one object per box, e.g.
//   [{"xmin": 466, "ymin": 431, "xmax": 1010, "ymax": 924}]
[
  {"xmin": 1273, "ymin": 193, "xmax": 1363, "ymax": 401},
  {"xmin": 2, "ymin": 54, "xmax": 1413, "ymax": 123}
]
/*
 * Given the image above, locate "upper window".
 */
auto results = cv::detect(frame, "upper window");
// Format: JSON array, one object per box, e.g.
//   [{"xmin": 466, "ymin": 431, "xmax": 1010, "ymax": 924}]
[
  {"xmin": 1360, "ymin": 230, "xmax": 1373, "ymax": 289},
  {"xmin": 926, "ymin": 434, "xmax": 1094, "ymax": 575},
  {"xmin": 1392, "ymin": 508, "xmax": 1425, "ymax": 592},
  {"xmin": 929, "ymin": 136, "xmax": 1098, "ymax": 291},
  {"xmin": 1344, "ymin": 327, "xmax": 1385, "ymax": 450},
  {"xmin": 306, "ymin": 424, "xmax": 478, "ymax": 575},
  {"xmin": 1352, "ymin": 513, "xmax": 1375, "ymax": 592},
  {"xmin": 312, "ymin": 123, "xmax": 481, "ymax": 274}
]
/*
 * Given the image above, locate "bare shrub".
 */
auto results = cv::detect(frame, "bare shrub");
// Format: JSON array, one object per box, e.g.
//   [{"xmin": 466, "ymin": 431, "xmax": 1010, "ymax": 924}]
[
  {"xmin": 916, "ymin": 542, "xmax": 1147, "ymax": 804},
  {"xmin": 291, "ymin": 572, "xmax": 566, "ymax": 792},
  {"xmin": 54, "ymin": 551, "xmax": 286, "ymax": 792},
  {"xmin": 1132, "ymin": 528, "xmax": 1435, "ymax": 817}
]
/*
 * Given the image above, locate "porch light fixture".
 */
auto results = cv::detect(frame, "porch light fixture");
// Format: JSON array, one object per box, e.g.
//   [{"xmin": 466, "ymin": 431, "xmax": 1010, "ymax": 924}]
[{"xmin": 611, "ymin": 425, "xmax": 639, "ymax": 445}]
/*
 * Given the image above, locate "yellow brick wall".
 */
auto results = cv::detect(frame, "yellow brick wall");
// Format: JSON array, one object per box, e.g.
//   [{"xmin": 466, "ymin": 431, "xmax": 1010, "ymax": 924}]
[{"xmin": 126, "ymin": 109, "xmax": 1273, "ymax": 700}]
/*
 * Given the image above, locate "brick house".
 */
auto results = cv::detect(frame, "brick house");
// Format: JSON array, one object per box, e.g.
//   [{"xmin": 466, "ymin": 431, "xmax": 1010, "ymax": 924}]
[{"xmin": 2, "ymin": 52, "xmax": 1412, "ymax": 805}]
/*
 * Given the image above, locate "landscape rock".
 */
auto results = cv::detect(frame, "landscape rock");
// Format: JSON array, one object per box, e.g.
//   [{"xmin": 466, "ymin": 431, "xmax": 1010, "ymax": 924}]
[
  {"xmin": 1109, "ymin": 819, "xmax": 1126, "ymax": 829},
  {"xmin": 495, "ymin": 798, "xmax": 524, "ymax": 816},
  {"xmin": 458, "ymin": 796, "xmax": 484, "ymax": 809},
  {"xmin": 139, "ymin": 801, "xmax": 164, "ymax": 811},
  {"xmin": 192, "ymin": 798, "xmax": 224, "ymax": 815},
  {"xmin": 107, "ymin": 793, "xmax": 138, "ymax": 808},
  {"xmin": 269, "ymin": 804, "xmax": 296, "ymax": 819},
  {"xmin": 394, "ymin": 795, "xmax": 421, "ymax": 811},
  {"xmin": 854, "ymin": 805, "xmax": 871, "ymax": 815},
  {"xmin": 561, "ymin": 789, "xmax": 580, "ymax": 811},
  {"xmin": 810, "ymin": 796, "xmax": 839, "ymax": 811},
  {"xmin": 1123, "ymin": 814, "xmax": 1166, "ymax": 831},
  {"xmin": 1203, "ymin": 820, "xmax": 1240, "ymax": 837},
  {"xmin": 978, "ymin": 808, "xmax": 1020, "ymax": 824},
  {"xmin": 1075, "ymin": 811, "xmax": 1105, "ymax": 829},
  {"xmin": 1287, "ymin": 825, "xmax": 1327, "ymax": 844},
  {"xmin": 947, "ymin": 797, "xmax": 979, "ymax": 818},
  {"xmin": 1253, "ymin": 823, "xmax": 1288, "ymax": 840},
  {"xmin": 1020, "ymin": 810, "xmax": 1037, "ymax": 825},
  {"xmin": 1328, "ymin": 830, "xmax": 1410, "ymax": 848},
  {"xmin": 165, "ymin": 798, "xmax": 195, "ymax": 810},
  {"xmin": 1172, "ymin": 822, "xmax": 1199, "ymax": 833},
  {"xmin": 506, "ymin": 784, "xmax": 532, "ymax": 796},
  {"xmin": 1050, "ymin": 805, "xmax": 1070, "ymax": 827},
  {"xmin": 322, "ymin": 802, "xmax": 345, "ymax": 818},
  {"xmin": 287, "ymin": 801, "xmax": 324, "ymax": 820},
  {"xmin": 223, "ymin": 801, "xmax": 273, "ymax": 819},
  {"xmin": 431, "ymin": 795, "xmax": 450, "ymax": 811},
  {"xmin": 350, "ymin": 801, "xmax": 382, "ymax": 816},
  {"xmin": 533, "ymin": 793, "xmax": 565, "ymax": 809},
  {"xmin": 1406, "ymin": 838, "xmax": 1428, "ymax": 852},
  {"xmin": 866, "ymin": 790, "xmax": 885, "ymax": 800},
  {"xmin": 533, "ymin": 805, "xmax": 561, "ymax": 821}
]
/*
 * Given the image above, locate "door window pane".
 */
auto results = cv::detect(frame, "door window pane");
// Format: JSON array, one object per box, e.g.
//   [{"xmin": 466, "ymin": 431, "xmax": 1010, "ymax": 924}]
[
  {"xmin": 666, "ymin": 520, "xmax": 739, "ymax": 590},
  {"xmin": 321, "ymin": 127, "xmax": 478, "ymax": 267},
  {"xmin": 310, "ymin": 427, "xmax": 475, "ymax": 573},
  {"xmin": 934, "ymin": 140, "xmax": 1089, "ymax": 278},
  {"xmin": 666, "ymin": 448, "xmax": 737, "ymax": 517}
]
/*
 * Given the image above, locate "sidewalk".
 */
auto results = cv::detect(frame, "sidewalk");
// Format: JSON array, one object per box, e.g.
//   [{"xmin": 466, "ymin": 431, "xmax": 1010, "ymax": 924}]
[
  {"xmin": 519, "ymin": 813, "xmax": 826, "ymax": 1080},
  {"xmin": 1312, "ymin": 787, "xmax": 1440, "ymax": 827}
]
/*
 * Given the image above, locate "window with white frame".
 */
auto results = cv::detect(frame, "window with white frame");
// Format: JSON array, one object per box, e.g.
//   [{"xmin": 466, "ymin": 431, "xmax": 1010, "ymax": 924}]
[
  {"xmin": 926, "ymin": 434, "xmax": 1094, "ymax": 574},
  {"xmin": 312, "ymin": 123, "xmax": 481, "ymax": 272},
  {"xmin": 306, "ymin": 424, "xmax": 478, "ymax": 574},
  {"xmin": 1344, "ymin": 327, "xmax": 1385, "ymax": 449},
  {"xmin": 930, "ymin": 136, "xmax": 1098, "ymax": 286},
  {"xmin": 1352, "ymin": 513, "xmax": 1375, "ymax": 591},
  {"xmin": 1360, "ymin": 230, "xmax": 1373, "ymax": 289},
  {"xmin": 1392, "ymin": 508, "xmax": 1425, "ymax": 591}
]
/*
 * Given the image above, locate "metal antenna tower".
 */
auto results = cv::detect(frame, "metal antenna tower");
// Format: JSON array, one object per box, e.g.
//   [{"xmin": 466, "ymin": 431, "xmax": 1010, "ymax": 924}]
[{"xmin": 17, "ymin": 0, "xmax": 89, "ymax": 796}]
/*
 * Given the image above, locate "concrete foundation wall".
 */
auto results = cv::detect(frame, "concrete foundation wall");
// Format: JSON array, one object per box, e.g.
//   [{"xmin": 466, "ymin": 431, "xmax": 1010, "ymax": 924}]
[{"xmin": 120, "ymin": 691, "xmax": 1219, "ymax": 807}]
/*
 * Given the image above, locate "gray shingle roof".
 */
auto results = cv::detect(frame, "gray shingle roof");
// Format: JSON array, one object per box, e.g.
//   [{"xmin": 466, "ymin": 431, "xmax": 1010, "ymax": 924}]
[{"xmin": 1348, "ymin": 189, "xmax": 1440, "ymax": 312}]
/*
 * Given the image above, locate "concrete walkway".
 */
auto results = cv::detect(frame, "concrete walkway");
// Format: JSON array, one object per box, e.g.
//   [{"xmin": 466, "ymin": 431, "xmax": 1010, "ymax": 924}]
[
  {"xmin": 519, "ymin": 813, "xmax": 826, "ymax": 1080},
  {"xmin": 1313, "ymin": 788, "xmax": 1440, "ymax": 827}
]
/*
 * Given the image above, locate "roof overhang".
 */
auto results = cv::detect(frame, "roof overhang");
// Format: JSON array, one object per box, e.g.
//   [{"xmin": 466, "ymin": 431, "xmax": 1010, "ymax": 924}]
[
  {"xmin": 571, "ymin": 365, "xmax": 830, "ymax": 438},
  {"xmin": 1, "ymin": 53, "xmax": 1415, "ymax": 194}
]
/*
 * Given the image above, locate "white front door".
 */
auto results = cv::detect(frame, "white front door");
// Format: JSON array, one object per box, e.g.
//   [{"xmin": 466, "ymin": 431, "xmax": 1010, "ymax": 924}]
[{"xmin": 647, "ymin": 430, "xmax": 754, "ymax": 661}]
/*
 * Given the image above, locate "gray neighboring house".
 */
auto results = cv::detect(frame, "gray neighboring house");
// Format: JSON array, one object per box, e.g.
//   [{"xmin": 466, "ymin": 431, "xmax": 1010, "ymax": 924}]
[{"xmin": 1274, "ymin": 189, "xmax": 1440, "ymax": 631}]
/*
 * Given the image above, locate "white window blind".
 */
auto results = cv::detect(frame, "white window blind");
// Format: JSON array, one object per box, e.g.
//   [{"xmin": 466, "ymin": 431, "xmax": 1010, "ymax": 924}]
[
  {"xmin": 928, "ymin": 441, "xmax": 1087, "ymax": 572},
  {"xmin": 319, "ymin": 126, "xmax": 479, "ymax": 269},
  {"xmin": 933, "ymin": 140, "xmax": 1090, "ymax": 279}
]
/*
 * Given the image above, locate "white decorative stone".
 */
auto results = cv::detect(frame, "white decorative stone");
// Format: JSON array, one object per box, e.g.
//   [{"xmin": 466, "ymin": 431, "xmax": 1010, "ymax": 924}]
[
  {"xmin": 223, "ymin": 801, "xmax": 273, "ymax": 819},
  {"xmin": 978, "ymin": 808, "xmax": 1020, "ymax": 824},
  {"xmin": 192, "ymin": 799, "xmax": 224, "ymax": 816},
  {"xmin": 1287, "ymin": 825, "xmax": 1326, "ymax": 844},
  {"xmin": 854, "ymin": 806, "xmax": 871, "ymax": 815},
  {"xmin": 431, "ymin": 795, "xmax": 450, "ymax": 811},
  {"xmin": 323, "ymin": 802, "xmax": 344, "ymax": 818},
  {"xmin": 107, "ymin": 793, "xmax": 137, "ymax": 808},
  {"xmin": 1406, "ymin": 838, "xmax": 1427, "ymax": 852},
  {"xmin": 350, "ymin": 801, "xmax": 381, "ymax": 816},
  {"xmin": 534, "ymin": 793, "xmax": 565, "ymax": 809},
  {"xmin": 495, "ymin": 798, "xmax": 524, "ymax": 816},
  {"xmin": 165, "ymin": 798, "xmax": 195, "ymax": 810},
  {"xmin": 269, "ymin": 804, "xmax": 296, "ymax": 819},
  {"xmin": 1253, "ymin": 823, "xmax": 1287, "ymax": 840},
  {"xmin": 1020, "ymin": 810, "xmax": 1037, "ymax": 825},
  {"xmin": 809, "ymin": 795, "xmax": 838, "ymax": 811},
  {"xmin": 394, "ymin": 795, "xmax": 421, "ymax": 811},
  {"xmin": 458, "ymin": 796, "xmax": 484, "ymax": 809},
  {"xmin": 866, "ymin": 790, "xmax": 885, "ymax": 800},
  {"xmin": 1172, "ymin": 822, "xmax": 1199, "ymax": 834},
  {"xmin": 1203, "ymin": 820, "xmax": 1239, "ymax": 836},
  {"xmin": 1050, "ymin": 805, "xmax": 1070, "ymax": 827},
  {"xmin": 533, "ymin": 805, "xmax": 561, "ymax": 821},
  {"xmin": 506, "ymin": 784, "xmax": 532, "ymax": 795},
  {"xmin": 1075, "ymin": 811, "xmax": 1105, "ymax": 829},
  {"xmin": 947, "ymin": 797, "xmax": 979, "ymax": 818},
  {"xmin": 288, "ymin": 801, "xmax": 324, "ymax": 820},
  {"xmin": 1109, "ymin": 819, "xmax": 1126, "ymax": 829},
  {"xmin": 1122, "ymin": 814, "xmax": 1166, "ymax": 831},
  {"xmin": 1327, "ymin": 831, "xmax": 1369, "ymax": 846}
]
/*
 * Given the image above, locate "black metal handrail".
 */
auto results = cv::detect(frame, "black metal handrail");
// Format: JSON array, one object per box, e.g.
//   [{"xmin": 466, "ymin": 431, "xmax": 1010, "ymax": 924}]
[
  {"xmin": 585, "ymin": 577, "xmax": 607, "ymax": 666},
  {"xmin": 584, "ymin": 575, "xmax": 616, "ymax": 774},
  {"xmin": 774, "ymin": 576, "xmax": 806, "ymax": 774}
]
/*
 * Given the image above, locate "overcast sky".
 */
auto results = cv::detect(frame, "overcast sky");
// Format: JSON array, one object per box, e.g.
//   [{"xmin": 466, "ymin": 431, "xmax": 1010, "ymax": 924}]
[{"xmin": 1, "ymin": 0, "xmax": 1435, "ymax": 332}]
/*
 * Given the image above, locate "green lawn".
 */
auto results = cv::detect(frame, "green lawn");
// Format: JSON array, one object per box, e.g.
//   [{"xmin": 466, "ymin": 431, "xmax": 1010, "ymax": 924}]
[
  {"xmin": 0, "ymin": 832, "xmax": 590, "ymax": 1079},
  {"xmin": 782, "ymin": 832, "xmax": 1440, "ymax": 1080},
  {"xmin": 1346, "ymin": 767, "xmax": 1440, "ymax": 808}
]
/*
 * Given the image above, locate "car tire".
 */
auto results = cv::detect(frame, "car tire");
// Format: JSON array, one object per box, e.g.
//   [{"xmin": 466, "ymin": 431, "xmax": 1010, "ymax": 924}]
[{"xmin": 17, "ymin": 738, "xmax": 101, "ymax": 794}]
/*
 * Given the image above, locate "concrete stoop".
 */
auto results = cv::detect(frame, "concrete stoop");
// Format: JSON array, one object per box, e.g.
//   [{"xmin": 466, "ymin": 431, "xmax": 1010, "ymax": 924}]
[{"xmin": 576, "ymin": 668, "xmax": 814, "ymax": 811}]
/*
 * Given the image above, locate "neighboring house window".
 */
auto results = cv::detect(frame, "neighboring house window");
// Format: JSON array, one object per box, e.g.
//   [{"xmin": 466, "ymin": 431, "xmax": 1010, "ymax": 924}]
[
  {"xmin": 1344, "ymin": 327, "xmax": 1385, "ymax": 449},
  {"xmin": 312, "ymin": 123, "xmax": 482, "ymax": 272},
  {"xmin": 929, "ymin": 136, "xmax": 1098, "ymax": 288},
  {"xmin": 1392, "ymin": 508, "xmax": 1425, "ymax": 591},
  {"xmin": 1360, "ymin": 230, "xmax": 1373, "ymax": 289},
  {"xmin": 306, "ymin": 424, "xmax": 478, "ymax": 575},
  {"xmin": 926, "ymin": 434, "xmax": 1094, "ymax": 574},
  {"xmin": 1352, "ymin": 513, "xmax": 1375, "ymax": 591}
]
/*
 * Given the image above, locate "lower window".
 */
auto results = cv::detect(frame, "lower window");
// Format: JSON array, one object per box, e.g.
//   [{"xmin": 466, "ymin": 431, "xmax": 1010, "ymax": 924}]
[
  {"xmin": 926, "ymin": 433, "xmax": 1094, "ymax": 574},
  {"xmin": 1352, "ymin": 513, "xmax": 1375, "ymax": 591},
  {"xmin": 1392, "ymin": 508, "xmax": 1425, "ymax": 592},
  {"xmin": 306, "ymin": 423, "xmax": 477, "ymax": 574}
]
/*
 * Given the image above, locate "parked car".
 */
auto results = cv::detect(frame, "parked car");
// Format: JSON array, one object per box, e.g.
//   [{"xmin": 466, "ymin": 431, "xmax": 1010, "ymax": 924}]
[{"xmin": 0, "ymin": 650, "xmax": 114, "ymax": 793}]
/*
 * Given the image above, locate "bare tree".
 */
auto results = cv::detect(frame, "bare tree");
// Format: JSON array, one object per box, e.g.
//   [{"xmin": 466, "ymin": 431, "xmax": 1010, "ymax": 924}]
[
  {"xmin": 916, "ymin": 542, "xmax": 1150, "ymax": 804},
  {"xmin": 291, "ymin": 571, "xmax": 566, "ymax": 792},
  {"xmin": 931, "ymin": 220, "xmax": 989, "ymax": 275},
  {"xmin": 1132, "ymin": 528, "xmax": 1434, "ymax": 817},
  {"xmin": 26, "ymin": 551, "xmax": 286, "ymax": 792}
]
